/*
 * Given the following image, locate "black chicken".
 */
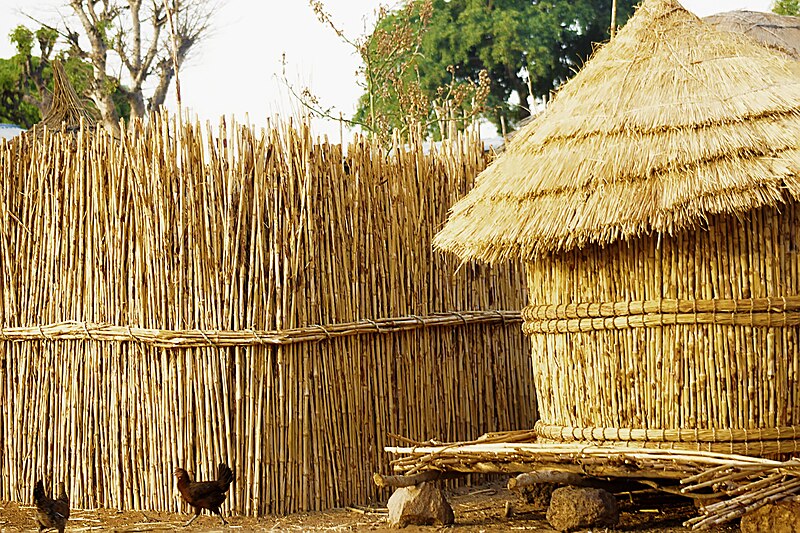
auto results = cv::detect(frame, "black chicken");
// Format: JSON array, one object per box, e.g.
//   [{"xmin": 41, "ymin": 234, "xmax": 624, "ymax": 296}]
[
  {"xmin": 33, "ymin": 480, "xmax": 69, "ymax": 533},
  {"xmin": 174, "ymin": 462, "xmax": 235, "ymax": 526}
]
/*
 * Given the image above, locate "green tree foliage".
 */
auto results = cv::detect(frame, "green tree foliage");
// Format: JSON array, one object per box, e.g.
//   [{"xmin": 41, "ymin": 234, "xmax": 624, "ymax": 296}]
[
  {"xmin": 0, "ymin": 24, "xmax": 130, "ymax": 128},
  {"xmin": 0, "ymin": 57, "xmax": 40, "ymax": 127},
  {"xmin": 350, "ymin": 1, "xmax": 490, "ymax": 139},
  {"xmin": 360, "ymin": 0, "xmax": 636, "ymax": 131},
  {"xmin": 305, "ymin": 0, "xmax": 489, "ymax": 143},
  {"xmin": 773, "ymin": 0, "xmax": 800, "ymax": 16}
]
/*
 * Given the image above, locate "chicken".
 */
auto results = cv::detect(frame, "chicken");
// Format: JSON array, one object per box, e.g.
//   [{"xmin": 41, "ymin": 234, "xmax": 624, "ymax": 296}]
[
  {"xmin": 175, "ymin": 462, "xmax": 234, "ymax": 526},
  {"xmin": 33, "ymin": 480, "xmax": 69, "ymax": 533}
]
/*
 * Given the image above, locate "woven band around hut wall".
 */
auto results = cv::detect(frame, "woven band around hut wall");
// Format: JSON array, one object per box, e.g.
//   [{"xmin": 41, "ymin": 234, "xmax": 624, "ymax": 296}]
[
  {"xmin": 534, "ymin": 423, "xmax": 800, "ymax": 445},
  {"xmin": 521, "ymin": 295, "xmax": 800, "ymax": 334}
]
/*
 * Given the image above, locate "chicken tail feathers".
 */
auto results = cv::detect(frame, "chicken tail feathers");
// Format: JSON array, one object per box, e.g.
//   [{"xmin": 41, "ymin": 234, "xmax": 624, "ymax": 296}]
[
  {"xmin": 54, "ymin": 482, "xmax": 70, "ymax": 521},
  {"xmin": 217, "ymin": 463, "xmax": 234, "ymax": 488},
  {"xmin": 57, "ymin": 482, "xmax": 69, "ymax": 505},
  {"xmin": 33, "ymin": 480, "xmax": 46, "ymax": 505}
]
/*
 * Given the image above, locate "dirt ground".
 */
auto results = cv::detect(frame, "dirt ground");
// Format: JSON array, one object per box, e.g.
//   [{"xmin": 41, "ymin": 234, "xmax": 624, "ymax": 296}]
[{"xmin": 0, "ymin": 481, "xmax": 739, "ymax": 532}]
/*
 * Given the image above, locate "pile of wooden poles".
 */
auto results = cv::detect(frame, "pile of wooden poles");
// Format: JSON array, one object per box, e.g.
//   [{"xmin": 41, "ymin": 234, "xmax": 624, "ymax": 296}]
[{"xmin": 385, "ymin": 429, "xmax": 800, "ymax": 529}]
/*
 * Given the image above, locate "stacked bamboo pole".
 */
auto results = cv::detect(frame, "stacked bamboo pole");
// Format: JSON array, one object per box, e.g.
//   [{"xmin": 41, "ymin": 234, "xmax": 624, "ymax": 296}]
[
  {"xmin": 0, "ymin": 115, "xmax": 534, "ymax": 515},
  {"xmin": 384, "ymin": 430, "xmax": 800, "ymax": 528}
]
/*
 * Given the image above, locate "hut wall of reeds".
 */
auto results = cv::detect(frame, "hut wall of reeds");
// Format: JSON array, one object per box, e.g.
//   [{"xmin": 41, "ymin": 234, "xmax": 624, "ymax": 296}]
[
  {"xmin": 434, "ymin": 0, "xmax": 800, "ymax": 457},
  {"xmin": 0, "ymin": 114, "xmax": 534, "ymax": 514},
  {"xmin": 524, "ymin": 204, "xmax": 800, "ymax": 454}
]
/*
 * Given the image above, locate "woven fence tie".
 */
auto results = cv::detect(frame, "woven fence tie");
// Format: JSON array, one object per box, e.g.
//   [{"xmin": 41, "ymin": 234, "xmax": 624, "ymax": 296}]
[
  {"xmin": 312, "ymin": 324, "xmax": 333, "ymax": 340},
  {"xmin": 766, "ymin": 297, "xmax": 773, "ymax": 327},
  {"xmin": 37, "ymin": 324, "xmax": 52, "ymax": 341},
  {"xmin": 82, "ymin": 322, "xmax": 97, "ymax": 342},
  {"xmin": 249, "ymin": 328, "xmax": 267, "ymax": 345},
  {"xmin": 126, "ymin": 325, "xmax": 141, "ymax": 343},
  {"xmin": 782, "ymin": 296, "xmax": 788, "ymax": 326},
  {"xmin": 626, "ymin": 300, "xmax": 632, "ymax": 330},
  {"xmin": 197, "ymin": 328, "xmax": 218, "ymax": 347},
  {"xmin": 410, "ymin": 314, "xmax": 425, "ymax": 326},
  {"xmin": 493, "ymin": 310, "xmax": 507, "ymax": 327},
  {"xmin": 454, "ymin": 312, "xmax": 468, "ymax": 328},
  {"xmin": 365, "ymin": 318, "xmax": 384, "ymax": 334}
]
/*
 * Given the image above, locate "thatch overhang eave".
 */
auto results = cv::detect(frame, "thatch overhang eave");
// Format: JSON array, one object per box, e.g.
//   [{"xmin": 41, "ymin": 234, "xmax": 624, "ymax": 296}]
[{"xmin": 434, "ymin": 150, "xmax": 800, "ymax": 263}]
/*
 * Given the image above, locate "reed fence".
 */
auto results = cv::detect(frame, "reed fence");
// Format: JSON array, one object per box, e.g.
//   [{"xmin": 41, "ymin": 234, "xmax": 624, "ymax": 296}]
[{"xmin": 0, "ymin": 115, "xmax": 533, "ymax": 515}]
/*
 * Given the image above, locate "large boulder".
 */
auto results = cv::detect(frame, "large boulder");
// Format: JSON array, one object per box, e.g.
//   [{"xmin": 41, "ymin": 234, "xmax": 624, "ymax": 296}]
[
  {"xmin": 546, "ymin": 486, "xmax": 619, "ymax": 532},
  {"xmin": 387, "ymin": 482, "xmax": 455, "ymax": 528},
  {"xmin": 741, "ymin": 500, "xmax": 800, "ymax": 533}
]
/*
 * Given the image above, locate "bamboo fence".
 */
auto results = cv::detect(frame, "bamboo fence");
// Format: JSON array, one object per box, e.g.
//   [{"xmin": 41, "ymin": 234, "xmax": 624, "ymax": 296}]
[{"xmin": 0, "ymin": 115, "xmax": 534, "ymax": 515}]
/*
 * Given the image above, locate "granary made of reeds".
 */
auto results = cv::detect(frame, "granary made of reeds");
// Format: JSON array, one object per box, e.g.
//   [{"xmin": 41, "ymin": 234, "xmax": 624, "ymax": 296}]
[
  {"xmin": 0, "ymin": 114, "xmax": 534, "ymax": 515},
  {"xmin": 435, "ymin": 0, "xmax": 800, "ymax": 457}
]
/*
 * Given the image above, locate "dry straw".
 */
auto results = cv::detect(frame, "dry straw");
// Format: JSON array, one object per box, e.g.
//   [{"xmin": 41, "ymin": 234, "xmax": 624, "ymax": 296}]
[
  {"xmin": 0, "ymin": 114, "xmax": 534, "ymax": 515},
  {"xmin": 434, "ymin": 0, "xmax": 800, "ymax": 262},
  {"xmin": 35, "ymin": 59, "xmax": 97, "ymax": 133}
]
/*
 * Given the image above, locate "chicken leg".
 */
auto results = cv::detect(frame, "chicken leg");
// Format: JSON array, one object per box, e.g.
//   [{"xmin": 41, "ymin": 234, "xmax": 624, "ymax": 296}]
[{"xmin": 183, "ymin": 508, "xmax": 201, "ymax": 527}]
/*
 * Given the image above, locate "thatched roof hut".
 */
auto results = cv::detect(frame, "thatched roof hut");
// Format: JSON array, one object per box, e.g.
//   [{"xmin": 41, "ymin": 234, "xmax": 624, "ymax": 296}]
[
  {"xmin": 435, "ymin": 0, "xmax": 800, "ymax": 455},
  {"xmin": 705, "ymin": 10, "xmax": 800, "ymax": 61}
]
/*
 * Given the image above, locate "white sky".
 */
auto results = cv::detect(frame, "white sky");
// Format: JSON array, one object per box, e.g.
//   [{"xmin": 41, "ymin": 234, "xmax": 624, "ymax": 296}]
[{"xmin": 0, "ymin": 0, "xmax": 776, "ymax": 139}]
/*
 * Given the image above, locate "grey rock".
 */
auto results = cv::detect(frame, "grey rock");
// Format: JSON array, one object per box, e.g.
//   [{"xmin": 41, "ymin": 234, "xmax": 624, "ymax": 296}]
[
  {"xmin": 741, "ymin": 500, "xmax": 800, "ymax": 533},
  {"xmin": 387, "ymin": 482, "xmax": 455, "ymax": 528},
  {"xmin": 546, "ymin": 486, "xmax": 619, "ymax": 532}
]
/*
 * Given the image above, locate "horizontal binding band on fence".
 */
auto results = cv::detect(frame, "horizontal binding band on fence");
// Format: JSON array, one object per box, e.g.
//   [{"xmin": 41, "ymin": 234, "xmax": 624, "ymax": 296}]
[
  {"xmin": 522, "ymin": 295, "xmax": 800, "ymax": 334},
  {"xmin": 534, "ymin": 421, "xmax": 800, "ymax": 444},
  {"xmin": 0, "ymin": 310, "xmax": 521, "ymax": 348}
]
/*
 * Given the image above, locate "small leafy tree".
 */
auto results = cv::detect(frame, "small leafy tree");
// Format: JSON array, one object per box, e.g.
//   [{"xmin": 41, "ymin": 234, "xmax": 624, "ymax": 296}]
[
  {"xmin": 773, "ymin": 0, "xmax": 800, "ymax": 16},
  {"xmin": 293, "ymin": 0, "xmax": 490, "ymax": 143}
]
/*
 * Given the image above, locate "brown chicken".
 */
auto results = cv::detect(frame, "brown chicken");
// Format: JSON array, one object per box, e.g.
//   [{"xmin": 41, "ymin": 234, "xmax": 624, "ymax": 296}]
[
  {"xmin": 174, "ymin": 462, "xmax": 234, "ymax": 526},
  {"xmin": 33, "ymin": 480, "xmax": 69, "ymax": 533}
]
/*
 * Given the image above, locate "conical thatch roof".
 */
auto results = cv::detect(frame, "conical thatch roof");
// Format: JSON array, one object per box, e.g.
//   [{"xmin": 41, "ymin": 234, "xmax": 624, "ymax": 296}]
[
  {"xmin": 434, "ymin": 0, "xmax": 800, "ymax": 263},
  {"xmin": 36, "ymin": 59, "xmax": 96, "ymax": 133},
  {"xmin": 705, "ymin": 10, "xmax": 800, "ymax": 61}
]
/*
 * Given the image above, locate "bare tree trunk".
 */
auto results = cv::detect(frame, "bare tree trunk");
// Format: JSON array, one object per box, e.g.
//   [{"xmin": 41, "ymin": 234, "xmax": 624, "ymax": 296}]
[{"xmin": 60, "ymin": 0, "xmax": 214, "ymax": 128}]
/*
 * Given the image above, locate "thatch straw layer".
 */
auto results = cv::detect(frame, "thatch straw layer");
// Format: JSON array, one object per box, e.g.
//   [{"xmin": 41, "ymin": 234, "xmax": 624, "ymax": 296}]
[
  {"xmin": 525, "ymin": 203, "xmax": 800, "ymax": 447},
  {"xmin": 434, "ymin": 0, "xmax": 800, "ymax": 262}
]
